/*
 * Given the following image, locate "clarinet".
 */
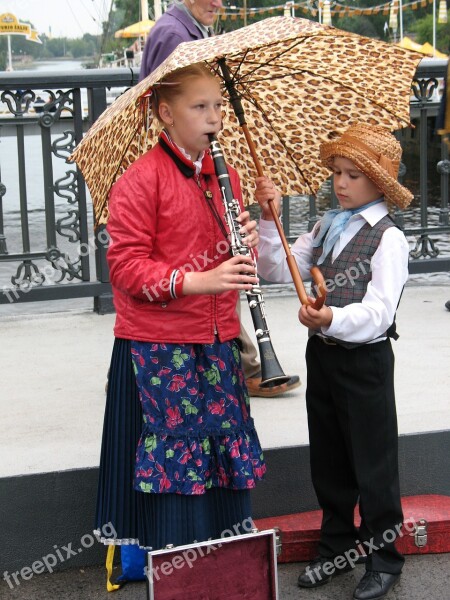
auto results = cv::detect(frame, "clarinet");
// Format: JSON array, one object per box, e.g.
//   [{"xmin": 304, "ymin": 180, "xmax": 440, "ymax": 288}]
[{"xmin": 209, "ymin": 135, "xmax": 289, "ymax": 388}]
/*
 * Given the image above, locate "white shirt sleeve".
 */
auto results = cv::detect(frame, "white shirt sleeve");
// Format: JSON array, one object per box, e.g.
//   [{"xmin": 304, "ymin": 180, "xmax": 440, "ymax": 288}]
[
  {"xmin": 257, "ymin": 218, "xmax": 318, "ymax": 283},
  {"xmin": 322, "ymin": 226, "xmax": 409, "ymax": 343}
]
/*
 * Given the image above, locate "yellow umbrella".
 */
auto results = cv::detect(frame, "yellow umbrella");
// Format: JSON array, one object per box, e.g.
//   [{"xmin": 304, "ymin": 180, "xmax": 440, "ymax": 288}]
[
  {"xmin": 397, "ymin": 36, "xmax": 448, "ymax": 58},
  {"xmin": 114, "ymin": 19, "xmax": 155, "ymax": 38},
  {"xmin": 397, "ymin": 36, "xmax": 424, "ymax": 52},
  {"xmin": 420, "ymin": 42, "xmax": 448, "ymax": 59}
]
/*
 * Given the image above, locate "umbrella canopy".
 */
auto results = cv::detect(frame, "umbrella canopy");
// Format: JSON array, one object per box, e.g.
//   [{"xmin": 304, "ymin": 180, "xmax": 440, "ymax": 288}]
[
  {"xmin": 114, "ymin": 19, "xmax": 155, "ymax": 38},
  {"xmin": 70, "ymin": 16, "xmax": 423, "ymax": 226}
]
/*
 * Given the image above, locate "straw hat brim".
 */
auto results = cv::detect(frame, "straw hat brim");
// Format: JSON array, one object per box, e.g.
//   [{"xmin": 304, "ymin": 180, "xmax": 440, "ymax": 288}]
[{"xmin": 320, "ymin": 140, "xmax": 414, "ymax": 209}]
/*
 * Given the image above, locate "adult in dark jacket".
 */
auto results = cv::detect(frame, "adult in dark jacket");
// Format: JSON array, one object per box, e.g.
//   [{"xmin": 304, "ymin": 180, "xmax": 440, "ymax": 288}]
[{"xmin": 138, "ymin": 0, "xmax": 301, "ymax": 396}]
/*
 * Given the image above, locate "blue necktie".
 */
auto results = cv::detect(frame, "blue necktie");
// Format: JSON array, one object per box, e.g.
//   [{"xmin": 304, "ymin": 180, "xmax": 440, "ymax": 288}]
[{"xmin": 313, "ymin": 198, "xmax": 384, "ymax": 265}]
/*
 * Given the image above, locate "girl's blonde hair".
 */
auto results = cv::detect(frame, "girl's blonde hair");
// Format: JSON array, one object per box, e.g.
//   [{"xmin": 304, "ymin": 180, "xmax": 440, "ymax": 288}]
[{"xmin": 151, "ymin": 63, "xmax": 219, "ymax": 124}]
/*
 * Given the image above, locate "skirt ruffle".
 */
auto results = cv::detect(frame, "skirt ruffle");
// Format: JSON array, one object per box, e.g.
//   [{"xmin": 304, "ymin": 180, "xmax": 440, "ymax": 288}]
[{"xmin": 135, "ymin": 428, "xmax": 266, "ymax": 495}]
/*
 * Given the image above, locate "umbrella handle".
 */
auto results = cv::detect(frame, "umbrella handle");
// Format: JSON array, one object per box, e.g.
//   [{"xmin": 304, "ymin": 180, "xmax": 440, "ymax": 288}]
[
  {"xmin": 271, "ymin": 204, "xmax": 326, "ymax": 310},
  {"xmin": 241, "ymin": 124, "xmax": 327, "ymax": 309},
  {"xmin": 217, "ymin": 57, "xmax": 326, "ymax": 308}
]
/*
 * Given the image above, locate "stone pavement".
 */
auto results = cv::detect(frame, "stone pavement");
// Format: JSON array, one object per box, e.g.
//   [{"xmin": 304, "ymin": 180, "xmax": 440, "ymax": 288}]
[
  {"xmin": 0, "ymin": 279, "xmax": 449, "ymax": 599},
  {"xmin": 3, "ymin": 553, "xmax": 449, "ymax": 599},
  {"xmin": 1, "ymin": 280, "xmax": 449, "ymax": 478}
]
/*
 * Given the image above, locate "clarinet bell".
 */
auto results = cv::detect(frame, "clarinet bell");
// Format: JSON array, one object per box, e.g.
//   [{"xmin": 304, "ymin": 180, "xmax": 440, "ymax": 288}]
[{"xmin": 258, "ymin": 337, "xmax": 291, "ymax": 388}]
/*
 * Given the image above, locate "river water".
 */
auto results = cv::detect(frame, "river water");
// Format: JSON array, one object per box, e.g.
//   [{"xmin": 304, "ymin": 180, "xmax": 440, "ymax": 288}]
[{"xmin": 0, "ymin": 60, "xmax": 449, "ymax": 315}]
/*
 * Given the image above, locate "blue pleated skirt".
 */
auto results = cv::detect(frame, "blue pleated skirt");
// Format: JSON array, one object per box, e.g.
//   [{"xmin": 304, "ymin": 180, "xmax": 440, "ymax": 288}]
[{"xmin": 95, "ymin": 338, "xmax": 253, "ymax": 549}]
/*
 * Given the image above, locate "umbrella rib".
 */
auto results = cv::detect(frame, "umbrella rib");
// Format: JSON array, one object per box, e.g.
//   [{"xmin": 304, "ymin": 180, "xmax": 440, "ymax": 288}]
[
  {"xmin": 210, "ymin": 37, "xmax": 311, "ymax": 85},
  {"xmin": 234, "ymin": 68, "xmax": 409, "ymax": 125},
  {"xmin": 224, "ymin": 37, "xmax": 313, "ymax": 84},
  {"xmin": 220, "ymin": 61, "xmax": 386, "ymax": 113},
  {"xmin": 216, "ymin": 38, "xmax": 411, "ymax": 125},
  {"xmin": 215, "ymin": 38, "xmax": 403, "ymax": 121},
  {"xmin": 209, "ymin": 49, "xmax": 251, "ymax": 86},
  {"xmin": 209, "ymin": 53, "xmax": 313, "ymax": 188}
]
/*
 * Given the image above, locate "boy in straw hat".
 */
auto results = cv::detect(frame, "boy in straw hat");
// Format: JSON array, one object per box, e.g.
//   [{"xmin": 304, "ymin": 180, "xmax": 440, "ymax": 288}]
[{"xmin": 255, "ymin": 123, "xmax": 413, "ymax": 600}]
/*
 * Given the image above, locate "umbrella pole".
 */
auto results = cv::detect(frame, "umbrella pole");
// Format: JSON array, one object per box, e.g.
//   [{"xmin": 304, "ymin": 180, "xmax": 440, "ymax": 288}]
[
  {"xmin": 240, "ymin": 124, "xmax": 311, "ymax": 306},
  {"xmin": 218, "ymin": 58, "xmax": 325, "ymax": 308}
]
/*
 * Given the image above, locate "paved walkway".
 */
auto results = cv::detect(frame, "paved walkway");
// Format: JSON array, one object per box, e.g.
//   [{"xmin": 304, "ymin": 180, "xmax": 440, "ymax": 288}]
[
  {"xmin": 3, "ymin": 553, "xmax": 449, "ymax": 599},
  {"xmin": 0, "ymin": 280, "xmax": 449, "ymax": 599},
  {"xmin": 0, "ymin": 281, "xmax": 449, "ymax": 477}
]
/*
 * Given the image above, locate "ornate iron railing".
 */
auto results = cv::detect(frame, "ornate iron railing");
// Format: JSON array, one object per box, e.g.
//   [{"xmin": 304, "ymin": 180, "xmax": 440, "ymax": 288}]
[
  {"xmin": 0, "ymin": 68, "xmax": 136, "ymax": 312},
  {"xmin": 0, "ymin": 60, "xmax": 448, "ymax": 312}
]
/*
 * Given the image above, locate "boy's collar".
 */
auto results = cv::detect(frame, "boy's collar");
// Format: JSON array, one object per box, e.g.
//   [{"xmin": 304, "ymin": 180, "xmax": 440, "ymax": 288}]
[
  {"xmin": 352, "ymin": 197, "xmax": 384, "ymax": 215},
  {"xmin": 358, "ymin": 199, "xmax": 388, "ymax": 226}
]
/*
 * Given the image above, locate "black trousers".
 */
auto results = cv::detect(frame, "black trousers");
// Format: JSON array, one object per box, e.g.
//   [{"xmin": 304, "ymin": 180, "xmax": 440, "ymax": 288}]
[{"xmin": 305, "ymin": 336, "xmax": 404, "ymax": 574}]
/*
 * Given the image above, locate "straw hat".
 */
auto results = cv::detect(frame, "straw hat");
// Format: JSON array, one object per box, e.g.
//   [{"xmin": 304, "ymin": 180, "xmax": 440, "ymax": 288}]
[{"xmin": 320, "ymin": 123, "xmax": 414, "ymax": 209}]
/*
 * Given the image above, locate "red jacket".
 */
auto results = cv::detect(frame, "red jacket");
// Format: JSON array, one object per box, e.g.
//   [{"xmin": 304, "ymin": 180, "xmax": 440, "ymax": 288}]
[{"xmin": 106, "ymin": 137, "xmax": 242, "ymax": 344}]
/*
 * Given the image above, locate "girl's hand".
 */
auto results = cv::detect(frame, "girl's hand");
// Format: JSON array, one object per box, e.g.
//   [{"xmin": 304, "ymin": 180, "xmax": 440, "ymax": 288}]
[
  {"xmin": 255, "ymin": 176, "xmax": 282, "ymax": 221},
  {"xmin": 236, "ymin": 210, "xmax": 259, "ymax": 249},
  {"xmin": 183, "ymin": 254, "xmax": 257, "ymax": 295},
  {"xmin": 298, "ymin": 299, "xmax": 333, "ymax": 329}
]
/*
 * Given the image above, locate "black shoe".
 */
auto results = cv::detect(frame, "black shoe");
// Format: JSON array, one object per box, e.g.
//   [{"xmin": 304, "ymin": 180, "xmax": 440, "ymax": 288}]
[
  {"xmin": 297, "ymin": 555, "xmax": 353, "ymax": 588},
  {"xmin": 353, "ymin": 571, "xmax": 400, "ymax": 600},
  {"xmin": 445, "ymin": 300, "xmax": 450, "ymax": 311}
]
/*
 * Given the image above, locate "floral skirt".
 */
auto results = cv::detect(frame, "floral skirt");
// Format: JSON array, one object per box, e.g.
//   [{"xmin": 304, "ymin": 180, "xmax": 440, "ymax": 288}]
[
  {"xmin": 95, "ymin": 338, "xmax": 264, "ymax": 549},
  {"xmin": 131, "ymin": 338, "xmax": 266, "ymax": 496}
]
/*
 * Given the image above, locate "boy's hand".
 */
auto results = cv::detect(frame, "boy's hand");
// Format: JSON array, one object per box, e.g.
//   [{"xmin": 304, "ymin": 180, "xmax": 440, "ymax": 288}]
[
  {"xmin": 298, "ymin": 299, "xmax": 333, "ymax": 329},
  {"xmin": 255, "ymin": 176, "xmax": 282, "ymax": 221}
]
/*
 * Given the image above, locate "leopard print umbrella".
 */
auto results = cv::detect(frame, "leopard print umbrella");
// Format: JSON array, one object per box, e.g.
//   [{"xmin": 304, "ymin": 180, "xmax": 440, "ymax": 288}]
[{"xmin": 69, "ymin": 16, "xmax": 423, "ymax": 226}]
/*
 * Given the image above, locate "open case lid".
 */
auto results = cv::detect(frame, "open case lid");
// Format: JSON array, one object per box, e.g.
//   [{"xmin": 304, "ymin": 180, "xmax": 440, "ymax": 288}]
[{"xmin": 147, "ymin": 529, "xmax": 279, "ymax": 600}]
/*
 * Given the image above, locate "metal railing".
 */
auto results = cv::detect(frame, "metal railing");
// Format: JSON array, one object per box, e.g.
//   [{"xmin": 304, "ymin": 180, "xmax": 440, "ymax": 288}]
[{"xmin": 0, "ymin": 59, "xmax": 448, "ymax": 312}]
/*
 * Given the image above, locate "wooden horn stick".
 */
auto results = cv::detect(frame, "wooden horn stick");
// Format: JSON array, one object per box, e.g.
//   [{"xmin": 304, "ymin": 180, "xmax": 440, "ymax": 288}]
[{"xmin": 241, "ymin": 123, "xmax": 326, "ymax": 309}]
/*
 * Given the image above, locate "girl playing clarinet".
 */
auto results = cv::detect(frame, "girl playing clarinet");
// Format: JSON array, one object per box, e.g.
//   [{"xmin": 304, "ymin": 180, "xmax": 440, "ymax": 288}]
[{"xmin": 95, "ymin": 63, "xmax": 266, "ymax": 557}]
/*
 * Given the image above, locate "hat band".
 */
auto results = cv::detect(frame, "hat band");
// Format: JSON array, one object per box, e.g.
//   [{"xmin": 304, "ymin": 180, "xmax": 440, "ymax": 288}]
[{"xmin": 339, "ymin": 133, "xmax": 399, "ymax": 179}]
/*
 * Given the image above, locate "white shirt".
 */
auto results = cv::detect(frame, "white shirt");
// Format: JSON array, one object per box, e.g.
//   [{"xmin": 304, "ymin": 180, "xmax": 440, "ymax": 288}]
[
  {"xmin": 257, "ymin": 202, "xmax": 409, "ymax": 344},
  {"xmin": 176, "ymin": 144, "xmax": 204, "ymax": 176}
]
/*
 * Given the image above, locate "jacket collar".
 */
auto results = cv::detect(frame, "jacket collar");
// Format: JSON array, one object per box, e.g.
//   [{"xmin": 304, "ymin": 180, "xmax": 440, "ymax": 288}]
[
  {"xmin": 177, "ymin": 3, "xmax": 211, "ymax": 37},
  {"xmin": 158, "ymin": 130, "xmax": 215, "ymax": 178},
  {"xmin": 165, "ymin": 4, "xmax": 205, "ymax": 39}
]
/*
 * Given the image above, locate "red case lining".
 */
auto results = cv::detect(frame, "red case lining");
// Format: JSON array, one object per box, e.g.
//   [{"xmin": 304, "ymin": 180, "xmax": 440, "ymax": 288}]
[{"xmin": 148, "ymin": 531, "xmax": 278, "ymax": 599}]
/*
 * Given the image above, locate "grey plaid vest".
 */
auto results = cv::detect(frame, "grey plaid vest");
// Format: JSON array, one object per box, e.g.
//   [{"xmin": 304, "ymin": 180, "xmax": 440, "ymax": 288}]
[{"xmin": 310, "ymin": 214, "xmax": 399, "ymax": 346}]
